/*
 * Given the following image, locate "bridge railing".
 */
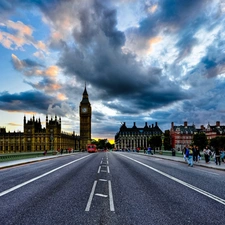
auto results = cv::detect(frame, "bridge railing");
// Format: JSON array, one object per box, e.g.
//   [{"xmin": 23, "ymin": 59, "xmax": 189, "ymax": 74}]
[{"xmin": 0, "ymin": 150, "xmax": 80, "ymax": 162}]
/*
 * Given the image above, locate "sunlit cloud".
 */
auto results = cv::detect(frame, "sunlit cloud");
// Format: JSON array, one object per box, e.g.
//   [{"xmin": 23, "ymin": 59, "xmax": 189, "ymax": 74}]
[
  {"xmin": 57, "ymin": 93, "xmax": 68, "ymax": 101},
  {"xmin": 0, "ymin": 20, "xmax": 46, "ymax": 51},
  {"xmin": 147, "ymin": 36, "xmax": 162, "ymax": 54},
  {"xmin": 7, "ymin": 20, "xmax": 32, "ymax": 35},
  {"xmin": 45, "ymin": 66, "xmax": 59, "ymax": 77},
  {"xmin": 11, "ymin": 54, "xmax": 59, "ymax": 78},
  {"xmin": 148, "ymin": 4, "xmax": 158, "ymax": 14},
  {"xmin": 8, "ymin": 122, "xmax": 21, "ymax": 126},
  {"xmin": 33, "ymin": 51, "xmax": 45, "ymax": 59}
]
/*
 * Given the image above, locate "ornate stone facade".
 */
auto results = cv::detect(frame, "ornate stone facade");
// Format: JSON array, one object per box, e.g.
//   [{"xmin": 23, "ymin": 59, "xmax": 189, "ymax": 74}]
[
  {"xmin": 79, "ymin": 85, "xmax": 92, "ymax": 150},
  {"xmin": 115, "ymin": 122, "xmax": 163, "ymax": 150},
  {"xmin": 0, "ymin": 115, "xmax": 80, "ymax": 153}
]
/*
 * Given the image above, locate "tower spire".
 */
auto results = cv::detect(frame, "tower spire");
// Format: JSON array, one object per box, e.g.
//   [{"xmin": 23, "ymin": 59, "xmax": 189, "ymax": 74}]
[{"xmin": 81, "ymin": 83, "xmax": 89, "ymax": 103}]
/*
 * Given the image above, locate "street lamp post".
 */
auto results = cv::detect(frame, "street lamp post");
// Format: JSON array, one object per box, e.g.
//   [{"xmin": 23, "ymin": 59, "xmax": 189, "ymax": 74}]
[
  {"xmin": 161, "ymin": 133, "xmax": 165, "ymax": 150},
  {"xmin": 50, "ymin": 133, "xmax": 54, "ymax": 155}
]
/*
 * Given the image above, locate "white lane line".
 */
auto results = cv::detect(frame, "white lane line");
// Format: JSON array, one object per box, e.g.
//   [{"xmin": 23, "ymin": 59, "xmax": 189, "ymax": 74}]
[
  {"xmin": 99, "ymin": 179, "xmax": 107, "ymax": 182},
  {"xmin": 97, "ymin": 166, "xmax": 101, "ymax": 173},
  {"xmin": 0, "ymin": 155, "xmax": 91, "ymax": 197},
  {"xmin": 100, "ymin": 170, "xmax": 107, "ymax": 173},
  {"xmin": 85, "ymin": 180, "xmax": 97, "ymax": 211},
  {"xmin": 108, "ymin": 180, "xmax": 115, "ymax": 211},
  {"xmin": 118, "ymin": 153, "xmax": 225, "ymax": 206},
  {"xmin": 95, "ymin": 193, "xmax": 108, "ymax": 197},
  {"xmin": 107, "ymin": 166, "xmax": 110, "ymax": 173}
]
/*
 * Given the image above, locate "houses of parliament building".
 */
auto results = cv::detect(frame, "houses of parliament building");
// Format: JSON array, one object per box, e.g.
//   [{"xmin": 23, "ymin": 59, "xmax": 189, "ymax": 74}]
[{"xmin": 0, "ymin": 86, "xmax": 92, "ymax": 154}]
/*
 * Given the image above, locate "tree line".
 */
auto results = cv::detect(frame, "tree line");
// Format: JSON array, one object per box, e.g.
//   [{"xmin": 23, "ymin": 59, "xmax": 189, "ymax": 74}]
[{"xmin": 148, "ymin": 132, "xmax": 225, "ymax": 151}]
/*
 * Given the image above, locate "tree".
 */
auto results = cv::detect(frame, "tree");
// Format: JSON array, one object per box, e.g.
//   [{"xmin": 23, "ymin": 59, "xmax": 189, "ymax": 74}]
[
  {"xmin": 164, "ymin": 130, "xmax": 172, "ymax": 150},
  {"xmin": 192, "ymin": 133, "xmax": 208, "ymax": 150},
  {"xmin": 91, "ymin": 139, "xmax": 114, "ymax": 149},
  {"xmin": 210, "ymin": 137, "xmax": 225, "ymax": 149},
  {"xmin": 149, "ymin": 136, "xmax": 162, "ymax": 149}
]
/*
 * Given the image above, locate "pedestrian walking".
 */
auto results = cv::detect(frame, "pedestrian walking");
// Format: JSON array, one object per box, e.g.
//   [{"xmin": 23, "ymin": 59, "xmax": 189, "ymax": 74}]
[
  {"xmin": 43, "ymin": 150, "xmax": 47, "ymax": 155},
  {"xmin": 221, "ymin": 148, "xmax": 225, "ymax": 163},
  {"xmin": 147, "ymin": 146, "xmax": 153, "ymax": 155},
  {"xmin": 215, "ymin": 148, "xmax": 221, "ymax": 166},
  {"xmin": 186, "ymin": 146, "xmax": 193, "ymax": 167}
]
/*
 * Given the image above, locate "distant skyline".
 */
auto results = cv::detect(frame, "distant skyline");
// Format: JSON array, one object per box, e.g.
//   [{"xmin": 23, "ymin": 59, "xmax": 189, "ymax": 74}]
[{"xmin": 1, "ymin": 0, "xmax": 225, "ymax": 143}]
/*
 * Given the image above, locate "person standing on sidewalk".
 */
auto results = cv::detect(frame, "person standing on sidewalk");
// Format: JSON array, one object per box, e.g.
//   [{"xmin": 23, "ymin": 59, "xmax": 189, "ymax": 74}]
[
  {"xmin": 203, "ymin": 146, "xmax": 211, "ymax": 163},
  {"xmin": 193, "ymin": 145, "xmax": 198, "ymax": 163},
  {"xmin": 196, "ymin": 146, "xmax": 201, "ymax": 162},
  {"xmin": 183, "ymin": 146, "xmax": 187, "ymax": 162},
  {"xmin": 215, "ymin": 148, "xmax": 221, "ymax": 166}
]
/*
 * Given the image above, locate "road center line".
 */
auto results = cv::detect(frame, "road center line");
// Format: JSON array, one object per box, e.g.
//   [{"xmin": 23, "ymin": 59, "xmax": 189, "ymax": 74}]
[
  {"xmin": 0, "ymin": 155, "xmax": 91, "ymax": 197},
  {"xmin": 107, "ymin": 166, "xmax": 110, "ymax": 173},
  {"xmin": 118, "ymin": 153, "xmax": 225, "ymax": 206},
  {"xmin": 108, "ymin": 180, "xmax": 115, "ymax": 211},
  {"xmin": 95, "ymin": 193, "xmax": 108, "ymax": 197}
]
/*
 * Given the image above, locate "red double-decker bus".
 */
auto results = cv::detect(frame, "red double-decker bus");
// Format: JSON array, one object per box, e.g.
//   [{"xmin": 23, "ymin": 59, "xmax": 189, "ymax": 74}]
[{"xmin": 86, "ymin": 144, "xmax": 97, "ymax": 153}]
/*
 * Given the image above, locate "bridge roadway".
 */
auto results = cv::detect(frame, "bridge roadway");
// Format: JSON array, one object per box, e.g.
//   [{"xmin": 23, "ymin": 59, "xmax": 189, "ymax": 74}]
[
  {"xmin": 1, "ymin": 151, "xmax": 225, "ymax": 170},
  {"xmin": 0, "ymin": 152, "xmax": 225, "ymax": 225}
]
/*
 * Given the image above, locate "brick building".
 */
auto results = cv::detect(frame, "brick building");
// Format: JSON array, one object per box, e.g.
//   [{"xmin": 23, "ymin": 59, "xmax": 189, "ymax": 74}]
[
  {"xmin": 170, "ymin": 121, "xmax": 196, "ymax": 151},
  {"xmin": 170, "ymin": 121, "xmax": 225, "ymax": 150}
]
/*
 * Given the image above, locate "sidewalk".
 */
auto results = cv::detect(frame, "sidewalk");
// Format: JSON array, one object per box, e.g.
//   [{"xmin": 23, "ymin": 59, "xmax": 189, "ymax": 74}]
[
  {"xmin": 0, "ymin": 153, "xmax": 75, "ymax": 169},
  {"xmin": 0, "ymin": 152, "xmax": 225, "ymax": 171},
  {"xmin": 148, "ymin": 153, "xmax": 225, "ymax": 171}
]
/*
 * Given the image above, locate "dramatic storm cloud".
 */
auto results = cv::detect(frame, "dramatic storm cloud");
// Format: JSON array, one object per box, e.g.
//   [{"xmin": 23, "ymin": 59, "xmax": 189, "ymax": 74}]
[{"xmin": 0, "ymin": 0, "xmax": 225, "ymax": 141}]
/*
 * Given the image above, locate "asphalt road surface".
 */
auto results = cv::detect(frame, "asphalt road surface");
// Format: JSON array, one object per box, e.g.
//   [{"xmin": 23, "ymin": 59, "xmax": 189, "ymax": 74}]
[{"xmin": 0, "ymin": 152, "xmax": 225, "ymax": 225}]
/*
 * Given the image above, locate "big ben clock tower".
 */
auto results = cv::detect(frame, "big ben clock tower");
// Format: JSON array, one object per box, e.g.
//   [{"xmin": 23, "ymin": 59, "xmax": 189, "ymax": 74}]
[{"xmin": 80, "ymin": 85, "xmax": 92, "ymax": 150}]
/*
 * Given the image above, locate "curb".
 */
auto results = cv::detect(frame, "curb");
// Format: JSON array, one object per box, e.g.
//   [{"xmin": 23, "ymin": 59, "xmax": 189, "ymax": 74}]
[
  {"xmin": 0, "ymin": 153, "xmax": 79, "ymax": 170},
  {"xmin": 138, "ymin": 153, "xmax": 225, "ymax": 171}
]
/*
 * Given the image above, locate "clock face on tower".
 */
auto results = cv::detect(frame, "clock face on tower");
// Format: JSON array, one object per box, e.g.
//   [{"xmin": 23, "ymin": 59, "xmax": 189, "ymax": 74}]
[{"xmin": 81, "ymin": 107, "xmax": 87, "ymax": 113}]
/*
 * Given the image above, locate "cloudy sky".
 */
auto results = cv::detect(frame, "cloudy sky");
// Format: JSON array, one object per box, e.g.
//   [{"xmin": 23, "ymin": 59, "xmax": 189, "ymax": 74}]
[{"xmin": 1, "ymin": 0, "xmax": 225, "ymax": 142}]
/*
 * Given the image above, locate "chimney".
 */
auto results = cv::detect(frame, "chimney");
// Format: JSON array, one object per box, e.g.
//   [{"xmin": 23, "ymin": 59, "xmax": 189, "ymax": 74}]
[
  {"xmin": 184, "ymin": 121, "xmax": 188, "ymax": 127},
  {"xmin": 155, "ymin": 122, "xmax": 158, "ymax": 127},
  {"xmin": 201, "ymin": 125, "xmax": 204, "ymax": 130},
  {"xmin": 145, "ymin": 122, "xmax": 147, "ymax": 127},
  {"xmin": 134, "ymin": 122, "xmax": 136, "ymax": 126},
  {"xmin": 171, "ymin": 122, "xmax": 174, "ymax": 128},
  {"xmin": 216, "ymin": 121, "xmax": 220, "ymax": 127},
  {"xmin": 152, "ymin": 124, "xmax": 154, "ymax": 128}
]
